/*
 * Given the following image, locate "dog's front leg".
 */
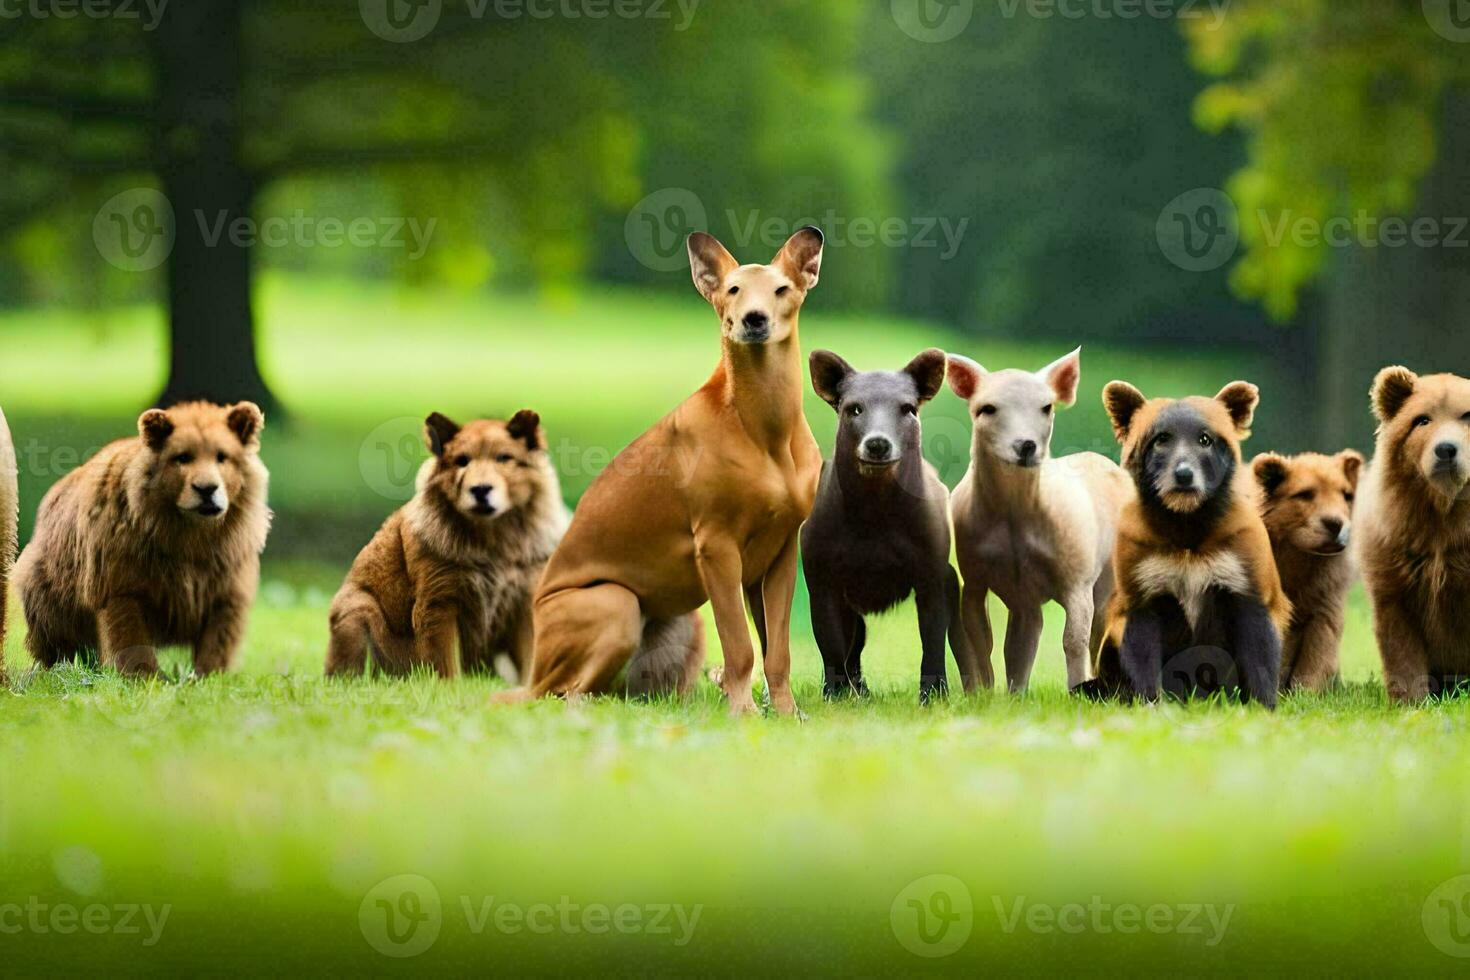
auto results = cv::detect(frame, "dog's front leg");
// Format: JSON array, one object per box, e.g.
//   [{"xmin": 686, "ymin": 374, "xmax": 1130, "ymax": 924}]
[
  {"xmin": 695, "ymin": 536, "xmax": 760, "ymax": 715},
  {"xmin": 193, "ymin": 597, "xmax": 249, "ymax": 675},
  {"xmin": 1221, "ymin": 592, "xmax": 1280, "ymax": 709},
  {"xmin": 1060, "ymin": 587, "xmax": 1096, "ymax": 691},
  {"xmin": 806, "ymin": 574, "xmax": 856, "ymax": 699},
  {"xmin": 1001, "ymin": 605, "xmax": 1044, "ymax": 693},
  {"xmin": 1283, "ymin": 614, "xmax": 1342, "ymax": 693},
  {"xmin": 914, "ymin": 578, "xmax": 950, "ymax": 703},
  {"xmin": 758, "ymin": 532, "xmax": 801, "ymax": 716},
  {"xmin": 1118, "ymin": 604, "xmax": 1165, "ymax": 701},
  {"xmin": 958, "ymin": 580, "xmax": 995, "ymax": 690},
  {"xmin": 412, "ymin": 602, "xmax": 461, "ymax": 680},
  {"xmin": 1370, "ymin": 590, "xmax": 1433, "ymax": 703},
  {"xmin": 97, "ymin": 596, "xmax": 158, "ymax": 677}
]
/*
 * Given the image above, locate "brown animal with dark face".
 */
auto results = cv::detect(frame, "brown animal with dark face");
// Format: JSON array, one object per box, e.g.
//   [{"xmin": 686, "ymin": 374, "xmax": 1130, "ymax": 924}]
[
  {"xmin": 1356, "ymin": 367, "xmax": 1470, "ymax": 702},
  {"xmin": 1251, "ymin": 450, "xmax": 1363, "ymax": 693},
  {"xmin": 326, "ymin": 410, "xmax": 569, "ymax": 679},
  {"xmin": 15, "ymin": 401, "xmax": 270, "ymax": 676}
]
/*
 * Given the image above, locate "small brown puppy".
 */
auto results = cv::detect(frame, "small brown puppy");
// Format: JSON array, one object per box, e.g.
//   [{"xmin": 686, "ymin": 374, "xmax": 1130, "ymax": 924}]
[
  {"xmin": 0, "ymin": 406, "xmax": 16, "ymax": 682},
  {"xmin": 15, "ymin": 401, "xmax": 270, "ymax": 676},
  {"xmin": 1251, "ymin": 450, "xmax": 1363, "ymax": 692},
  {"xmin": 326, "ymin": 411, "xmax": 568, "ymax": 679},
  {"xmin": 1356, "ymin": 367, "xmax": 1470, "ymax": 702}
]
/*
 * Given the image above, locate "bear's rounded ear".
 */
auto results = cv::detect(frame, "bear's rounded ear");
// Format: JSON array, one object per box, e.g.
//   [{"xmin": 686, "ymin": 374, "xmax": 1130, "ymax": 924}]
[
  {"xmin": 1252, "ymin": 453, "xmax": 1290, "ymax": 498},
  {"xmin": 1214, "ymin": 381, "xmax": 1259, "ymax": 438},
  {"xmin": 687, "ymin": 232, "xmax": 739, "ymax": 304},
  {"xmin": 506, "ymin": 409, "xmax": 542, "ymax": 450},
  {"xmin": 1371, "ymin": 366, "xmax": 1417, "ymax": 424},
  {"xmin": 904, "ymin": 348, "xmax": 948, "ymax": 404},
  {"xmin": 226, "ymin": 401, "xmax": 264, "ymax": 447},
  {"xmin": 1037, "ymin": 347, "xmax": 1081, "ymax": 408},
  {"xmin": 809, "ymin": 350, "xmax": 853, "ymax": 410},
  {"xmin": 424, "ymin": 412, "xmax": 460, "ymax": 457},
  {"xmin": 773, "ymin": 225, "xmax": 824, "ymax": 292},
  {"xmin": 1103, "ymin": 381, "xmax": 1146, "ymax": 444},
  {"xmin": 138, "ymin": 408, "xmax": 174, "ymax": 452},
  {"xmin": 946, "ymin": 354, "xmax": 985, "ymax": 402},
  {"xmin": 1339, "ymin": 448, "xmax": 1365, "ymax": 488}
]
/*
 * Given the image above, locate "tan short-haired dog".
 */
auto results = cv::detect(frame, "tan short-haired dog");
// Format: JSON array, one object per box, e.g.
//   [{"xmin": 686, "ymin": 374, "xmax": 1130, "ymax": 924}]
[
  {"xmin": 0, "ymin": 406, "xmax": 16, "ymax": 682},
  {"xmin": 1356, "ymin": 367, "xmax": 1470, "ymax": 701},
  {"xmin": 1252, "ymin": 449, "xmax": 1363, "ymax": 692},
  {"xmin": 496, "ymin": 228, "xmax": 825, "ymax": 715},
  {"xmin": 15, "ymin": 401, "xmax": 270, "ymax": 677},
  {"xmin": 326, "ymin": 410, "xmax": 568, "ymax": 679}
]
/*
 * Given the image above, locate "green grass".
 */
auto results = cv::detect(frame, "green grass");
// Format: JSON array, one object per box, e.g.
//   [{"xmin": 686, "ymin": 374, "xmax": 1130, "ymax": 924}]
[{"xmin": 2, "ymin": 279, "xmax": 1468, "ymax": 974}]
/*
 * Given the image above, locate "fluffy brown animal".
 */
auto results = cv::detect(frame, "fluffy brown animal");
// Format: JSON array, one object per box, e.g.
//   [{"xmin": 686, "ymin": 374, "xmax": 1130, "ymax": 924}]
[
  {"xmin": 1251, "ymin": 449, "xmax": 1363, "ymax": 692},
  {"xmin": 14, "ymin": 401, "xmax": 270, "ymax": 676},
  {"xmin": 1089, "ymin": 381, "xmax": 1289, "ymax": 707},
  {"xmin": 0, "ymin": 406, "xmax": 17, "ymax": 682},
  {"xmin": 1356, "ymin": 366, "xmax": 1470, "ymax": 702},
  {"xmin": 326, "ymin": 410, "xmax": 568, "ymax": 679}
]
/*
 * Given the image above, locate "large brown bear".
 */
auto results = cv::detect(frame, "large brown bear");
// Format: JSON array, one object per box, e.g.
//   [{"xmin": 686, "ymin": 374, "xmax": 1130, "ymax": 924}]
[{"xmin": 14, "ymin": 402, "xmax": 270, "ymax": 677}]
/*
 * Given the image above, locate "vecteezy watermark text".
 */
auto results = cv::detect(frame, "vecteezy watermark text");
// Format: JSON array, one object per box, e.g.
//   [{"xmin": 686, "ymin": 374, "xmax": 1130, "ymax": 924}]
[
  {"xmin": 360, "ymin": 0, "xmax": 700, "ymax": 43},
  {"xmin": 0, "ymin": 0, "xmax": 168, "ymax": 30},
  {"xmin": 993, "ymin": 895, "xmax": 1234, "ymax": 945},
  {"xmin": 0, "ymin": 897, "xmax": 170, "ymax": 946}
]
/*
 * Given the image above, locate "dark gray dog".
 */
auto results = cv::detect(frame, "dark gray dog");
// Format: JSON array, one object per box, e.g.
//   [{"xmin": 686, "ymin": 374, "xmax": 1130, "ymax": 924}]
[{"xmin": 800, "ymin": 348, "xmax": 974, "ymax": 701}]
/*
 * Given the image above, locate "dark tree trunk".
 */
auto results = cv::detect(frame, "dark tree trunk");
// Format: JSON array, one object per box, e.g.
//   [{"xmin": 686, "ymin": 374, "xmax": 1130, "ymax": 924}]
[
  {"xmin": 152, "ymin": 0, "xmax": 277, "ymax": 414},
  {"xmin": 1318, "ymin": 85, "xmax": 1470, "ymax": 453}
]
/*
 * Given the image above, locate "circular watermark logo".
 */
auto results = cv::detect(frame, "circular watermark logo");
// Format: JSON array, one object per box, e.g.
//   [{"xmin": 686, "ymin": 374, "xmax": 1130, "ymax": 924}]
[
  {"xmin": 890, "ymin": 874, "xmax": 973, "ymax": 958},
  {"xmin": 93, "ymin": 661, "xmax": 177, "ymax": 730},
  {"xmin": 360, "ymin": 0, "xmax": 442, "ymax": 42},
  {"xmin": 625, "ymin": 187, "xmax": 707, "ymax": 273},
  {"xmin": 360, "ymin": 417, "xmax": 427, "ymax": 501},
  {"xmin": 1424, "ymin": 0, "xmax": 1470, "ymax": 43},
  {"xmin": 93, "ymin": 188, "xmax": 175, "ymax": 273},
  {"xmin": 922, "ymin": 410, "xmax": 974, "ymax": 488},
  {"xmin": 359, "ymin": 874, "xmax": 443, "ymax": 958},
  {"xmin": 1156, "ymin": 187, "xmax": 1239, "ymax": 272},
  {"xmin": 1423, "ymin": 874, "xmax": 1470, "ymax": 957},
  {"xmin": 891, "ymin": 0, "xmax": 974, "ymax": 43}
]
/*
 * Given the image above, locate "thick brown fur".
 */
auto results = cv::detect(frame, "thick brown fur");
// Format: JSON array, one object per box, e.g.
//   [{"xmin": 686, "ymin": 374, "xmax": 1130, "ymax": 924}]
[
  {"xmin": 1252, "ymin": 450, "xmax": 1363, "ymax": 692},
  {"xmin": 0, "ymin": 406, "xmax": 16, "ymax": 683},
  {"xmin": 1355, "ymin": 367, "xmax": 1470, "ymax": 702},
  {"xmin": 326, "ymin": 411, "xmax": 569, "ymax": 679},
  {"xmin": 14, "ymin": 401, "xmax": 270, "ymax": 677},
  {"xmin": 1092, "ymin": 383, "xmax": 1290, "ymax": 704},
  {"xmin": 496, "ymin": 228, "xmax": 824, "ymax": 715}
]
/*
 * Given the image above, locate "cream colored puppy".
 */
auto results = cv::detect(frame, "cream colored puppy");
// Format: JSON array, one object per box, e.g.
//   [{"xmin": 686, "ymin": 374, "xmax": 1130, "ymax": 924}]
[{"xmin": 947, "ymin": 349, "xmax": 1134, "ymax": 691}]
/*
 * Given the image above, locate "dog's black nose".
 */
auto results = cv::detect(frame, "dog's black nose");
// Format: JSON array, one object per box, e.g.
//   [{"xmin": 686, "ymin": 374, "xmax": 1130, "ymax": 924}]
[
  {"xmin": 1436, "ymin": 442, "xmax": 1458, "ymax": 461},
  {"xmin": 1322, "ymin": 517, "xmax": 1344, "ymax": 539},
  {"xmin": 862, "ymin": 435, "xmax": 892, "ymax": 460},
  {"xmin": 1173, "ymin": 465, "xmax": 1195, "ymax": 488},
  {"xmin": 1014, "ymin": 440, "xmax": 1037, "ymax": 462},
  {"xmin": 742, "ymin": 311, "xmax": 769, "ymax": 332},
  {"xmin": 470, "ymin": 484, "xmax": 493, "ymax": 500},
  {"xmin": 193, "ymin": 483, "xmax": 218, "ymax": 499}
]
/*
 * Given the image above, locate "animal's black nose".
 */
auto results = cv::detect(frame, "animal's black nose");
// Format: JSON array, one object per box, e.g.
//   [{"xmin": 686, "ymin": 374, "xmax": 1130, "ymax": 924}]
[
  {"xmin": 862, "ymin": 435, "xmax": 892, "ymax": 459},
  {"xmin": 1321, "ymin": 517, "xmax": 1344, "ymax": 538},
  {"xmin": 1436, "ymin": 442, "xmax": 1458, "ymax": 461},
  {"xmin": 742, "ymin": 311, "xmax": 768, "ymax": 331},
  {"xmin": 193, "ymin": 483, "xmax": 218, "ymax": 499},
  {"xmin": 1173, "ymin": 465, "xmax": 1195, "ymax": 487},
  {"xmin": 1014, "ymin": 440, "xmax": 1037, "ymax": 462},
  {"xmin": 470, "ymin": 484, "xmax": 493, "ymax": 500}
]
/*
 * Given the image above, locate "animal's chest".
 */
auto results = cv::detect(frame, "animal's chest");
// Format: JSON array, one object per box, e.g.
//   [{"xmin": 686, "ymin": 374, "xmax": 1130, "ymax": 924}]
[
  {"xmin": 1132, "ymin": 551, "xmax": 1252, "ymax": 629},
  {"xmin": 455, "ymin": 562, "xmax": 533, "ymax": 635},
  {"xmin": 833, "ymin": 533, "xmax": 918, "ymax": 614},
  {"xmin": 1397, "ymin": 546, "xmax": 1470, "ymax": 653},
  {"xmin": 969, "ymin": 519, "xmax": 1059, "ymax": 603},
  {"xmin": 725, "ymin": 447, "xmax": 819, "ymax": 578}
]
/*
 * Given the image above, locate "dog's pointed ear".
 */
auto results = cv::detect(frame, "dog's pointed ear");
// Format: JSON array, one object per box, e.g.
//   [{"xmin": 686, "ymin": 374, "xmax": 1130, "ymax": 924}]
[
  {"xmin": 904, "ymin": 348, "xmax": 947, "ymax": 404},
  {"xmin": 226, "ymin": 401, "xmax": 264, "ymax": 448},
  {"xmin": 1103, "ymin": 381, "xmax": 1146, "ymax": 444},
  {"xmin": 809, "ymin": 350, "xmax": 853, "ymax": 410},
  {"xmin": 423, "ymin": 412, "xmax": 460, "ymax": 457},
  {"xmin": 773, "ymin": 225, "xmax": 823, "ymax": 292},
  {"xmin": 1339, "ymin": 448, "xmax": 1365, "ymax": 488},
  {"xmin": 1372, "ymin": 366, "xmax": 1417, "ymax": 424},
  {"xmin": 1252, "ymin": 453, "xmax": 1290, "ymax": 498},
  {"xmin": 688, "ymin": 232, "xmax": 739, "ymax": 304},
  {"xmin": 946, "ymin": 354, "xmax": 985, "ymax": 402},
  {"xmin": 1038, "ymin": 347, "xmax": 1081, "ymax": 408},
  {"xmin": 1214, "ymin": 381, "xmax": 1259, "ymax": 438},
  {"xmin": 506, "ymin": 408, "xmax": 542, "ymax": 450},
  {"xmin": 138, "ymin": 408, "xmax": 174, "ymax": 452}
]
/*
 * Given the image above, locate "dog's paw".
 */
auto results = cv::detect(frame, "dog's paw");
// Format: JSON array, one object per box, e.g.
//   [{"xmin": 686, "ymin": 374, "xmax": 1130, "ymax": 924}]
[{"xmin": 706, "ymin": 665, "xmax": 725, "ymax": 687}]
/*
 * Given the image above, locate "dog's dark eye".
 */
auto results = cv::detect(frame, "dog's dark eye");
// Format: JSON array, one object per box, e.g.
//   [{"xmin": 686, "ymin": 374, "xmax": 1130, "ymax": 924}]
[
  {"xmin": 775, "ymin": 285, "xmax": 789, "ymax": 296},
  {"xmin": 846, "ymin": 404, "xmax": 863, "ymax": 418},
  {"xmin": 1293, "ymin": 489, "xmax": 1314, "ymax": 502},
  {"xmin": 727, "ymin": 286, "xmax": 739, "ymax": 295},
  {"xmin": 901, "ymin": 404, "xmax": 917, "ymax": 417},
  {"xmin": 1041, "ymin": 404, "xmax": 1053, "ymax": 416},
  {"xmin": 172, "ymin": 452, "xmax": 193, "ymax": 465},
  {"xmin": 1198, "ymin": 433, "xmax": 1213, "ymax": 448},
  {"xmin": 1413, "ymin": 415, "xmax": 1432, "ymax": 428},
  {"xmin": 977, "ymin": 404, "xmax": 997, "ymax": 417},
  {"xmin": 216, "ymin": 452, "xmax": 227, "ymax": 464},
  {"xmin": 496, "ymin": 453, "xmax": 514, "ymax": 464},
  {"xmin": 454, "ymin": 454, "xmax": 470, "ymax": 467},
  {"xmin": 1344, "ymin": 492, "xmax": 1355, "ymax": 504},
  {"xmin": 1153, "ymin": 434, "xmax": 1172, "ymax": 448}
]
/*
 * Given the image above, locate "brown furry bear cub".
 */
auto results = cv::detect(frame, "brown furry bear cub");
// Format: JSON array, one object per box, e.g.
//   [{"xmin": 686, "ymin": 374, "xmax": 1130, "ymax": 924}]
[
  {"xmin": 1089, "ymin": 381, "xmax": 1290, "ymax": 707},
  {"xmin": 15, "ymin": 402, "xmax": 270, "ymax": 677},
  {"xmin": 0, "ymin": 406, "xmax": 16, "ymax": 681},
  {"xmin": 326, "ymin": 410, "xmax": 568, "ymax": 679},
  {"xmin": 1356, "ymin": 367, "xmax": 1470, "ymax": 702},
  {"xmin": 1251, "ymin": 450, "xmax": 1363, "ymax": 693}
]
